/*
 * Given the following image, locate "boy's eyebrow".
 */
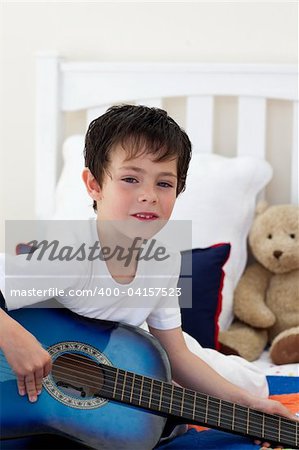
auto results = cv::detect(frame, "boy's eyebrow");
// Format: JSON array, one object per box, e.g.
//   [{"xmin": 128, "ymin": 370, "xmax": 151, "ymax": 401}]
[{"xmin": 119, "ymin": 165, "xmax": 177, "ymax": 178}]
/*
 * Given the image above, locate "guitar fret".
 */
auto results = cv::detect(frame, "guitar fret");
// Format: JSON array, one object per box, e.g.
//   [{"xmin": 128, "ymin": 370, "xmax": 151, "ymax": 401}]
[
  {"xmin": 264, "ymin": 413, "xmax": 279, "ymax": 443},
  {"xmin": 249, "ymin": 409, "xmax": 263, "ymax": 439},
  {"xmin": 129, "ymin": 373, "xmax": 135, "ymax": 404},
  {"xmin": 139, "ymin": 376, "xmax": 144, "ymax": 406},
  {"xmin": 218, "ymin": 399, "xmax": 222, "ymax": 427},
  {"xmin": 121, "ymin": 371, "xmax": 127, "ymax": 401},
  {"xmin": 169, "ymin": 385, "xmax": 174, "ymax": 413},
  {"xmin": 221, "ymin": 400, "xmax": 234, "ymax": 431},
  {"xmin": 131, "ymin": 374, "xmax": 142, "ymax": 405},
  {"xmin": 148, "ymin": 379, "xmax": 154, "ymax": 408},
  {"xmin": 206, "ymin": 397, "xmax": 221, "ymax": 427},
  {"xmin": 159, "ymin": 382, "xmax": 163, "ymax": 411},
  {"xmin": 262, "ymin": 413, "xmax": 265, "ymax": 438},
  {"xmin": 280, "ymin": 415, "xmax": 297, "ymax": 448},
  {"xmin": 232, "ymin": 403, "xmax": 235, "ymax": 431},
  {"xmin": 278, "ymin": 416, "xmax": 281, "ymax": 443},
  {"xmin": 246, "ymin": 408, "xmax": 249, "ymax": 435},
  {"xmin": 192, "ymin": 392, "xmax": 196, "ymax": 420},
  {"xmin": 113, "ymin": 368, "xmax": 119, "ymax": 399},
  {"xmin": 171, "ymin": 386, "xmax": 184, "ymax": 417},
  {"xmin": 141, "ymin": 377, "xmax": 153, "ymax": 409},
  {"xmin": 123, "ymin": 371, "xmax": 133, "ymax": 403},
  {"xmin": 189, "ymin": 390, "xmax": 206, "ymax": 423},
  {"xmin": 205, "ymin": 395, "xmax": 209, "ymax": 423},
  {"xmin": 151, "ymin": 379, "xmax": 162, "ymax": 410},
  {"xmin": 179, "ymin": 388, "xmax": 185, "ymax": 416}
]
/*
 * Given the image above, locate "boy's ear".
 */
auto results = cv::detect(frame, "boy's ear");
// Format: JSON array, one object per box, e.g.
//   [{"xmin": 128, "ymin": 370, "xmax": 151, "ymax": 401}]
[{"xmin": 82, "ymin": 168, "xmax": 102, "ymax": 201}]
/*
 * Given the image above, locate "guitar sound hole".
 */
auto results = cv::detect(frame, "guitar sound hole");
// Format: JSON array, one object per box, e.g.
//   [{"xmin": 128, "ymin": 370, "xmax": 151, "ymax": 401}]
[{"xmin": 52, "ymin": 352, "xmax": 104, "ymax": 399}]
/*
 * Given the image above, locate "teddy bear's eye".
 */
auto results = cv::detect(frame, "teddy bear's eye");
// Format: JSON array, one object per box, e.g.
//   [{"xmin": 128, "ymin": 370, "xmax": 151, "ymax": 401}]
[
  {"xmin": 267, "ymin": 234, "xmax": 272, "ymax": 239},
  {"xmin": 289, "ymin": 233, "xmax": 296, "ymax": 239}
]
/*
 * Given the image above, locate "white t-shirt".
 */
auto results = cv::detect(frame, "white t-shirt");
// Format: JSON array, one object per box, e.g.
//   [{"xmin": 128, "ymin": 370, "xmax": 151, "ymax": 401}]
[{"xmin": 0, "ymin": 220, "xmax": 182, "ymax": 330}]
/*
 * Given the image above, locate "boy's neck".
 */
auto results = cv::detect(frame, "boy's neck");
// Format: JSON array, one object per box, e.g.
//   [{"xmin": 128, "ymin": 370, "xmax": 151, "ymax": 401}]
[{"xmin": 96, "ymin": 220, "xmax": 142, "ymax": 285}]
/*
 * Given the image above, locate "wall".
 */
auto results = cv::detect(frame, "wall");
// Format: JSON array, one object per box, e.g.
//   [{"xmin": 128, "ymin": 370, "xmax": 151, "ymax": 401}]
[{"xmin": 0, "ymin": 1, "xmax": 298, "ymax": 251}]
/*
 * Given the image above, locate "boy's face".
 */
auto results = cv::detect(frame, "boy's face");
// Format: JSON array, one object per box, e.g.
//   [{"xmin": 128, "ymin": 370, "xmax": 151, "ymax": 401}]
[{"xmin": 83, "ymin": 145, "xmax": 178, "ymax": 240}]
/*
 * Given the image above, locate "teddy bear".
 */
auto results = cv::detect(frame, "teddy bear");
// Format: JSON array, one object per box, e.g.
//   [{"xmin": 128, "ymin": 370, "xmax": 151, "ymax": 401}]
[{"xmin": 219, "ymin": 202, "xmax": 299, "ymax": 364}]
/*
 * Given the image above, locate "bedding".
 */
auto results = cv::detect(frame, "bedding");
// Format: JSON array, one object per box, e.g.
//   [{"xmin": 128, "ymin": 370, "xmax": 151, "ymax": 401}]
[{"xmin": 252, "ymin": 350, "xmax": 299, "ymax": 378}]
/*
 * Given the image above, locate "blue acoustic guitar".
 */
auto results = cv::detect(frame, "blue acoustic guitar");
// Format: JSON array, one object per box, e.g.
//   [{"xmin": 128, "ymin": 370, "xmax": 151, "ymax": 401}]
[{"xmin": 1, "ymin": 307, "xmax": 298, "ymax": 449}]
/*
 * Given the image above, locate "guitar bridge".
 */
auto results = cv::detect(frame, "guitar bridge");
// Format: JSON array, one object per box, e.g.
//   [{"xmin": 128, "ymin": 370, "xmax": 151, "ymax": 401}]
[{"xmin": 56, "ymin": 381, "xmax": 87, "ymax": 398}]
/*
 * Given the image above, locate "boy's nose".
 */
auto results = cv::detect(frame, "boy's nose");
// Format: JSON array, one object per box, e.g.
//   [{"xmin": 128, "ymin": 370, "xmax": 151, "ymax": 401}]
[{"xmin": 138, "ymin": 189, "xmax": 158, "ymax": 203}]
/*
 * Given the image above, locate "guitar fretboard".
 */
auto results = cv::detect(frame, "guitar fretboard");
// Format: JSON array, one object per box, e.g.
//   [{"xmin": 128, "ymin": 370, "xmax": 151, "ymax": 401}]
[{"xmin": 98, "ymin": 364, "xmax": 298, "ymax": 449}]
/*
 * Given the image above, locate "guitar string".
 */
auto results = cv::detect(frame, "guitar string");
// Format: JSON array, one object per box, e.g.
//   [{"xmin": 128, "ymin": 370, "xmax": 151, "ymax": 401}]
[
  {"xmin": 0, "ymin": 353, "xmax": 297, "ymax": 437},
  {"xmin": 0, "ymin": 364, "xmax": 296, "ymax": 443}
]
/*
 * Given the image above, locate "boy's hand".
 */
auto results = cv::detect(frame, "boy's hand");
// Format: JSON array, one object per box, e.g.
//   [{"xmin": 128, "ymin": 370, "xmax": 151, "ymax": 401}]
[
  {"xmin": 0, "ymin": 312, "xmax": 52, "ymax": 402},
  {"xmin": 251, "ymin": 395, "xmax": 297, "ymax": 420},
  {"xmin": 248, "ymin": 396, "xmax": 298, "ymax": 449}
]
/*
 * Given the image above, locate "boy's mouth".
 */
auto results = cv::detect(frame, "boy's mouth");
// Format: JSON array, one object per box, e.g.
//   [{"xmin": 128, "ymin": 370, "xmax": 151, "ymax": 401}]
[{"xmin": 131, "ymin": 212, "xmax": 159, "ymax": 221}]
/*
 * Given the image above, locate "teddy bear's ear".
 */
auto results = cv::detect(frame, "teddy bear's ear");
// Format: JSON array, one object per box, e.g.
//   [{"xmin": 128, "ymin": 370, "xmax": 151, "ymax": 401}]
[{"xmin": 255, "ymin": 200, "xmax": 269, "ymax": 215}]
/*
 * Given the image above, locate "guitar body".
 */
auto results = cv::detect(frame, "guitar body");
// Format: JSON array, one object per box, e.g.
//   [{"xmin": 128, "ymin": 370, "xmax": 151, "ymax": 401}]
[{"xmin": 0, "ymin": 307, "xmax": 172, "ymax": 450}]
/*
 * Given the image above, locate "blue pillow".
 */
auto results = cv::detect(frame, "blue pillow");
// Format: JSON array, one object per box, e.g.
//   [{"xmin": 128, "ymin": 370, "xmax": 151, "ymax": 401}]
[{"xmin": 178, "ymin": 244, "xmax": 231, "ymax": 349}]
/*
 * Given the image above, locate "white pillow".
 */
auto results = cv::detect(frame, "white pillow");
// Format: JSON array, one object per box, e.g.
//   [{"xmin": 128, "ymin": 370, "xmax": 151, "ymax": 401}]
[
  {"xmin": 170, "ymin": 153, "xmax": 273, "ymax": 330},
  {"xmin": 53, "ymin": 135, "xmax": 94, "ymax": 220}
]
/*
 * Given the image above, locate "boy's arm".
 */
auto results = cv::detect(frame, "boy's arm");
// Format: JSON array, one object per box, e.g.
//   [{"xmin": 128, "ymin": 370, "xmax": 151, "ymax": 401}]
[
  {"xmin": 149, "ymin": 326, "xmax": 295, "ymax": 420},
  {"xmin": 0, "ymin": 307, "xmax": 52, "ymax": 402}
]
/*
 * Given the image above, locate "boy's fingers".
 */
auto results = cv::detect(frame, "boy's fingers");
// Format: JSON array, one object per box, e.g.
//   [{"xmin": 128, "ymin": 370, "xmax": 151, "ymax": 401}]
[
  {"xmin": 17, "ymin": 376, "xmax": 26, "ymax": 396},
  {"xmin": 44, "ymin": 358, "xmax": 52, "ymax": 377},
  {"xmin": 35, "ymin": 368, "xmax": 44, "ymax": 395},
  {"xmin": 25, "ymin": 376, "xmax": 38, "ymax": 402}
]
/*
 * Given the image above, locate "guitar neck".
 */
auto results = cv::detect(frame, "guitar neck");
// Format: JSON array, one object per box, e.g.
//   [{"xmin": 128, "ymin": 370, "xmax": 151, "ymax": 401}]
[{"xmin": 99, "ymin": 364, "xmax": 298, "ymax": 449}]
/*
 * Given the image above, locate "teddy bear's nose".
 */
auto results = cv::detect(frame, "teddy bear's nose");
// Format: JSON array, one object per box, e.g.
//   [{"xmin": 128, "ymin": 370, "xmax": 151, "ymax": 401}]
[{"xmin": 273, "ymin": 250, "xmax": 283, "ymax": 259}]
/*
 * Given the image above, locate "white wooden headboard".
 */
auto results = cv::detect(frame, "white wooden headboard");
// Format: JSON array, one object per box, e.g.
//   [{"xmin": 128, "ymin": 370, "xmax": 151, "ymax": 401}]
[{"xmin": 35, "ymin": 52, "xmax": 298, "ymax": 219}]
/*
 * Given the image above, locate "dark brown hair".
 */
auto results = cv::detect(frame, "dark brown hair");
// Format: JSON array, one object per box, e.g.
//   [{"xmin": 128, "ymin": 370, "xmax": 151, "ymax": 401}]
[{"xmin": 84, "ymin": 104, "xmax": 192, "ymax": 211}]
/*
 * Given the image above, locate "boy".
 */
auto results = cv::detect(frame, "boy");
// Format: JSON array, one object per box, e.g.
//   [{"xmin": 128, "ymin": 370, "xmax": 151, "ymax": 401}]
[{"xmin": 0, "ymin": 105, "xmax": 294, "ymax": 448}]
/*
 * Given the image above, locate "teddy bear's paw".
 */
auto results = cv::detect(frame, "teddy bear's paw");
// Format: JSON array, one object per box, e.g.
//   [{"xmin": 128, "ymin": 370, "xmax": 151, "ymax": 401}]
[
  {"xmin": 238, "ymin": 305, "xmax": 276, "ymax": 329},
  {"xmin": 269, "ymin": 326, "xmax": 299, "ymax": 365},
  {"xmin": 219, "ymin": 323, "xmax": 268, "ymax": 361}
]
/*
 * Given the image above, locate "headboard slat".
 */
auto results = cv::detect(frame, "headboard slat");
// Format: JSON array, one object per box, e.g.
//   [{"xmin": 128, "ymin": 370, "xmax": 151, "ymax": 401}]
[
  {"xmin": 237, "ymin": 97, "xmax": 266, "ymax": 159},
  {"xmin": 186, "ymin": 96, "xmax": 214, "ymax": 153},
  {"xmin": 35, "ymin": 53, "xmax": 62, "ymax": 219},
  {"xmin": 291, "ymin": 101, "xmax": 298, "ymax": 204}
]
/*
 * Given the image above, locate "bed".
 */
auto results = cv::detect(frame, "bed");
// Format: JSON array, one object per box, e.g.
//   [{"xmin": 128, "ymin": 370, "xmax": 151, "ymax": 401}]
[{"xmin": 10, "ymin": 54, "xmax": 299, "ymax": 449}]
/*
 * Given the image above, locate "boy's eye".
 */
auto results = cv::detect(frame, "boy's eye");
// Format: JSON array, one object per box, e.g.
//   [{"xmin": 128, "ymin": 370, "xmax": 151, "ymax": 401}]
[
  {"xmin": 158, "ymin": 182, "xmax": 173, "ymax": 188},
  {"xmin": 122, "ymin": 177, "xmax": 138, "ymax": 183}
]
